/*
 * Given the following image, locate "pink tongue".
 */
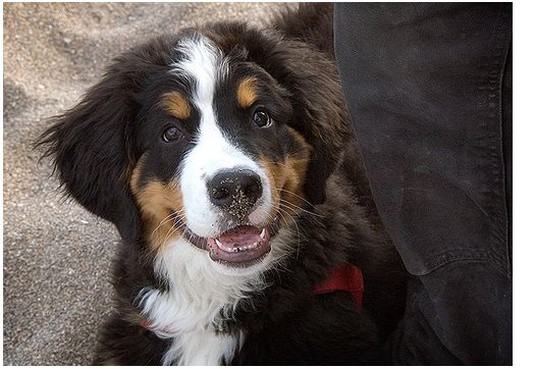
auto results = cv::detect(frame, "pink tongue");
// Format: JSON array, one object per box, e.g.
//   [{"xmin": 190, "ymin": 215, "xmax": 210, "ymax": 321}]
[
  {"xmin": 207, "ymin": 225, "xmax": 271, "ymax": 265},
  {"xmin": 218, "ymin": 225, "xmax": 262, "ymax": 252}
]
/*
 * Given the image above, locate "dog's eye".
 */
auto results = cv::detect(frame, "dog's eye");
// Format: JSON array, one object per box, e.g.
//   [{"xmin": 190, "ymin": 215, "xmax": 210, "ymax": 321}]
[
  {"xmin": 252, "ymin": 109, "xmax": 272, "ymax": 128},
  {"xmin": 162, "ymin": 126, "xmax": 183, "ymax": 142}
]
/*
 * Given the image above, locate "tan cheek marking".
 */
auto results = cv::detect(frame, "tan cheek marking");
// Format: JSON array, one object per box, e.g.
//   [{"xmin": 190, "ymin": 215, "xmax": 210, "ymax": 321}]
[
  {"xmin": 260, "ymin": 127, "xmax": 312, "ymax": 223},
  {"xmin": 259, "ymin": 157, "xmax": 282, "ymax": 223},
  {"xmin": 285, "ymin": 127, "xmax": 312, "ymax": 202},
  {"xmin": 130, "ymin": 158, "xmax": 184, "ymax": 251},
  {"xmin": 161, "ymin": 91, "xmax": 191, "ymax": 120},
  {"xmin": 130, "ymin": 155, "xmax": 146, "ymax": 195},
  {"xmin": 236, "ymin": 77, "xmax": 258, "ymax": 109}
]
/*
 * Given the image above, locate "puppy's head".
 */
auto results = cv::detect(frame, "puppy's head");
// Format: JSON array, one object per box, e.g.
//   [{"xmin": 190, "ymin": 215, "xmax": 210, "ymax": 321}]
[{"xmin": 38, "ymin": 24, "xmax": 350, "ymax": 273}]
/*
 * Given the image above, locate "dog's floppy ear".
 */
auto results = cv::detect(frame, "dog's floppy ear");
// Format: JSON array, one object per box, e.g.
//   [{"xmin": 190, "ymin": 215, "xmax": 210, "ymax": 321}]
[
  {"xmin": 267, "ymin": 39, "xmax": 352, "ymax": 204},
  {"xmin": 37, "ymin": 36, "xmax": 177, "ymax": 240},
  {"xmin": 36, "ymin": 52, "xmax": 150, "ymax": 241}
]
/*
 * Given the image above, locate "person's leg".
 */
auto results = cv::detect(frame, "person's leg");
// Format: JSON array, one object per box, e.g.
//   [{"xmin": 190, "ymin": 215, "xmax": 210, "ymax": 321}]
[{"xmin": 334, "ymin": 3, "xmax": 512, "ymax": 364}]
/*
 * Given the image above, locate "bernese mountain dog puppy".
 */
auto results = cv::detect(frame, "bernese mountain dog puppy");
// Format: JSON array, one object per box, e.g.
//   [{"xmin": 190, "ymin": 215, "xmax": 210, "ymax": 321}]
[{"xmin": 38, "ymin": 4, "xmax": 406, "ymax": 365}]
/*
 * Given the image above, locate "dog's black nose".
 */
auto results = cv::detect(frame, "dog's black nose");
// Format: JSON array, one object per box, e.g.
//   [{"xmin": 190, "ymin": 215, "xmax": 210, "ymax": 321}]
[{"xmin": 207, "ymin": 169, "xmax": 263, "ymax": 218}]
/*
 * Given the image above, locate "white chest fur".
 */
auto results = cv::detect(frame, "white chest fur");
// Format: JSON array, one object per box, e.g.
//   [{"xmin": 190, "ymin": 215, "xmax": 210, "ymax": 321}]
[
  {"xmin": 137, "ymin": 238, "xmax": 268, "ymax": 365},
  {"xmin": 161, "ymin": 324, "xmax": 242, "ymax": 366}
]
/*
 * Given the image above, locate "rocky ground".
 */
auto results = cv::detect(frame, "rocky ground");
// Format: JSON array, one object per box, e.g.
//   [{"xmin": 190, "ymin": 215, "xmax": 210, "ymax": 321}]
[{"xmin": 3, "ymin": 3, "xmax": 287, "ymax": 364}]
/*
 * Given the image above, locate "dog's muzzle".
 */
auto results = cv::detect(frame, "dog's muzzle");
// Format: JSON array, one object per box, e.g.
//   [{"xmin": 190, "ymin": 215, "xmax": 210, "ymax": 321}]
[{"xmin": 180, "ymin": 167, "xmax": 280, "ymax": 267}]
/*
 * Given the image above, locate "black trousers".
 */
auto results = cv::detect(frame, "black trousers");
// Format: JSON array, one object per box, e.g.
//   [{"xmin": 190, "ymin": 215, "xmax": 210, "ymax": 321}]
[{"xmin": 334, "ymin": 3, "xmax": 512, "ymax": 365}]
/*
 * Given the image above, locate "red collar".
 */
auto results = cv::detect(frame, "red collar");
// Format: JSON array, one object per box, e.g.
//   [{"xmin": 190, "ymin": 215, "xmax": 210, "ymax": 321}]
[{"xmin": 313, "ymin": 264, "xmax": 364, "ymax": 306}]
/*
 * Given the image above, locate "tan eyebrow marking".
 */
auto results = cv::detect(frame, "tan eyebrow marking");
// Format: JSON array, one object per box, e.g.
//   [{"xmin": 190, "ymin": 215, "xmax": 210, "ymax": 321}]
[
  {"xmin": 236, "ymin": 77, "xmax": 258, "ymax": 109},
  {"xmin": 161, "ymin": 91, "xmax": 192, "ymax": 120}
]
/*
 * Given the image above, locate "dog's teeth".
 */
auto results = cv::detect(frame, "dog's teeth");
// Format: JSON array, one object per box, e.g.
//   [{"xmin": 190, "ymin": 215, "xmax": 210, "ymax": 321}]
[
  {"xmin": 215, "ymin": 238, "xmax": 222, "ymax": 247},
  {"xmin": 260, "ymin": 228, "xmax": 266, "ymax": 239}
]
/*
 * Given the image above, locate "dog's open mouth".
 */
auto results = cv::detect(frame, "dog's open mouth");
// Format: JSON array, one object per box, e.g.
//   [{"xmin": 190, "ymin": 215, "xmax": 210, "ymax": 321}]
[
  {"xmin": 207, "ymin": 225, "xmax": 271, "ymax": 266},
  {"xmin": 181, "ymin": 218, "xmax": 280, "ymax": 268}
]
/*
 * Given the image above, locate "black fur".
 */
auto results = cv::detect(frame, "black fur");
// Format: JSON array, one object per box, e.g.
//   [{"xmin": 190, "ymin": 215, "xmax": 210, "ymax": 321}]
[{"xmin": 37, "ymin": 4, "xmax": 406, "ymax": 365}]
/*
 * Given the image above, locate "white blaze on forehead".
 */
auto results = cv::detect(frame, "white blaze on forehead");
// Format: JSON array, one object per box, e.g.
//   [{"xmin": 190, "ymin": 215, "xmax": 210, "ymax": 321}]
[
  {"xmin": 171, "ymin": 35, "xmax": 228, "ymax": 111},
  {"xmin": 170, "ymin": 35, "xmax": 272, "ymax": 238}
]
